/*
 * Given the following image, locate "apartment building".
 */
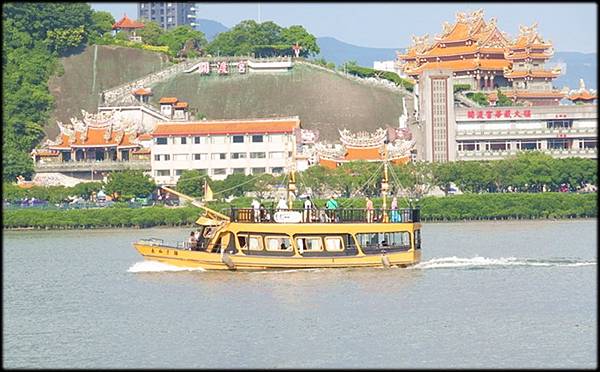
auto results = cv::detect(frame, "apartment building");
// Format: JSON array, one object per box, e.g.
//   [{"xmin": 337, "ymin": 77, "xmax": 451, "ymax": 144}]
[
  {"xmin": 138, "ymin": 2, "xmax": 196, "ymax": 30},
  {"xmin": 151, "ymin": 117, "xmax": 301, "ymax": 185}
]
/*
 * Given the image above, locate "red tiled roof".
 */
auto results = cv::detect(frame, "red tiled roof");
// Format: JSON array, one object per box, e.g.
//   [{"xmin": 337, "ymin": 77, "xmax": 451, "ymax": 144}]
[
  {"xmin": 174, "ymin": 101, "xmax": 188, "ymax": 109},
  {"xmin": 112, "ymin": 14, "xmax": 144, "ymax": 30},
  {"xmin": 132, "ymin": 88, "xmax": 152, "ymax": 96},
  {"xmin": 159, "ymin": 97, "xmax": 178, "ymax": 104},
  {"xmin": 138, "ymin": 133, "xmax": 153, "ymax": 140},
  {"xmin": 569, "ymin": 91, "xmax": 597, "ymax": 101},
  {"xmin": 152, "ymin": 118, "xmax": 301, "ymax": 136}
]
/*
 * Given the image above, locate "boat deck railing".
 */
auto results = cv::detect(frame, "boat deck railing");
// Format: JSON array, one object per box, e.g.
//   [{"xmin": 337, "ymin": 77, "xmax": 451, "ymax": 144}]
[{"xmin": 228, "ymin": 207, "xmax": 420, "ymax": 223}]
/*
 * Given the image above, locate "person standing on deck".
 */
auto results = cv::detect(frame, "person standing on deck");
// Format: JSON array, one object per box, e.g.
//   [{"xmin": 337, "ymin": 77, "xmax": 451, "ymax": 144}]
[
  {"xmin": 366, "ymin": 197, "xmax": 374, "ymax": 223},
  {"xmin": 303, "ymin": 196, "xmax": 313, "ymax": 222},
  {"xmin": 276, "ymin": 197, "xmax": 288, "ymax": 211},
  {"xmin": 252, "ymin": 199, "xmax": 261, "ymax": 222},
  {"xmin": 390, "ymin": 196, "xmax": 400, "ymax": 222},
  {"xmin": 326, "ymin": 195, "xmax": 338, "ymax": 223}
]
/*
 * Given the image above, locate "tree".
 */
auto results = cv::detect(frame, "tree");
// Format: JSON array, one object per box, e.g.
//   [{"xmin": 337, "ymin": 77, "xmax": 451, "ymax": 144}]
[
  {"xmin": 280, "ymin": 25, "xmax": 320, "ymax": 57},
  {"xmin": 45, "ymin": 25, "xmax": 86, "ymax": 53},
  {"xmin": 89, "ymin": 11, "xmax": 115, "ymax": 40},
  {"xmin": 137, "ymin": 20, "xmax": 164, "ymax": 46},
  {"xmin": 176, "ymin": 170, "xmax": 209, "ymax": 197},
  {"xmin": 158, "ymin": 25, "xmax": 207, "ymax": 56},
  {"xmin": 496, "ymin": 89, "xmax": 513, "ymax": 106},
  {"xmin": 104, "ymin": 170, "xmax": 156, "ymax": 200}
]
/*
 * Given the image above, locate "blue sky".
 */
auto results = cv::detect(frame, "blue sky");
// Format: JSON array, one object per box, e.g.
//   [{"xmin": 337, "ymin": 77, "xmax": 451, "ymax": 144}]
[{"xmin": 89, "ymin": 2, "xmax": 597, "ymax": 53}]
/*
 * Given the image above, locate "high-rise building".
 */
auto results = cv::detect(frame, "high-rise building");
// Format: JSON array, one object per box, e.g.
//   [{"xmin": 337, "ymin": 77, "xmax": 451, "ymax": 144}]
[{"xmin": 138, "ymin": 2, "xmax": 196, "ymax": 30}]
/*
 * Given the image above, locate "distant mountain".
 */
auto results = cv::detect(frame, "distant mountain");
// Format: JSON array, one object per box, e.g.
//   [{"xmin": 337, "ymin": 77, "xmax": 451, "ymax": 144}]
[
  {"xmin": 196, "ymin": 18, "xmax": 229, "ymax": 42},
  {"xmin": 316, "ymin": 36, "xmax": 400, "ymax": 67},
  {"xmin": 550, "ymin": 52, "xmax": 597, "ymax": 90},
  {"xmin": 316, "ymin": 36, "xmax": 596, "ymax": 90}
]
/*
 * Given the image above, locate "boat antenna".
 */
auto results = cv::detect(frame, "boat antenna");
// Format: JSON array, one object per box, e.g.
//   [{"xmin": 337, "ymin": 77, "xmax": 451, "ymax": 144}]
[{"xmin": 381, "ymin": 142, "xmax": 389, "ymax": 222}]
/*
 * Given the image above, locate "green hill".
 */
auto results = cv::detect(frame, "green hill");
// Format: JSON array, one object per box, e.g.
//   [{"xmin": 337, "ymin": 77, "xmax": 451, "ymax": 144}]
[
  {"xmin": 47, "ymin": 45, "xmax": 170, "ymax": 138},
  {"xmin": 148, "ymin": 63, "xmax": 405, "ymax": 140}
]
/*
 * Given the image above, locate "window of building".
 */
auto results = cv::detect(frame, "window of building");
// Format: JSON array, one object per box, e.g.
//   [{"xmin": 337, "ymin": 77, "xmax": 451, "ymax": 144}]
[
  {"xmin": 233, "ymin": 168, "xmax": 246, "ymax": 174},
  {"xmin": 155, "ymin": 137, "xmax": 168, "ymax": 145},
  {"xmin": 197, "ymin": 169, "xmax": 208, "ymax": 175},
  {"xmin": 580, "ymin": 139, "xmax": 597, "ymax": 149},
  {"xmin": 265, "ymin": 236, "xmax": 292, "ymax": 252},
  {"xmin": 251, "ymin": 167, "xmax": 265, "ymax": 174},
  {"xmin": 180, "ymin": 137, "xmax": 187, "ymax": 144},
  {"xmin": 154, "ymin": 154, "xmax": 161, "ymax": 161},
  {"xmin": 548, "ymin": 139, "xmax": 570, "ymax": 150},
  {"xmin": 194, "ymin": 153, "xmax": 208, "ymax": 160},
  {"xmin": 211, "ymin": 136, "xmax": 226, "ymax": 144},
  {"xmin": 194, "ymin": 136, "xmax": 201, "ymax": 144},
  {"xmin": 250, "ymin": 152, "xmax": 266, "ymax": 159},
  {"xmin": 173, "ymin": 154, "xmax": 188, "ymax": 161},
  {"xmin": 295, "ymin": 237, "xmax": 323, "ymax": 252},
  {"xmin": 232, "ymin": 135, "xmax": 245, "ymax": 143},
  {"xmin": 271, "ymin": 167, "xmax": 284, "ymax": 174},
  {"xmin": 489, "ymin": 141, "xmax": 507, "ymax": 151},
  {"xmin": 175, "ymin": 169, "xmax": 186, "ymax": 176},
  {"xmin": 252, "ymin": 135, "xmax": 264, "ymax": 143},
  {"xmin": 155, "ymin": 169, "xmax": 170, "ymax": 176},
  {"xmin": 211, "ymin": 153, "xmax": 227, "ymax": 160},
  {"xmin": 231, "ymin": 152, "xmax": 247, "ymax": 159},
  {"xmin": 546, "ymin": 120, "xmax": 573, "ymax": 129},
  {"xmin": 269, "ymin": 151, "xmax": 285, "ymax": 159},
  {"xmin": 213, "ymin": 168, "xmax": 226, "ymax": 175},
  {"xmin": 520, "ymin": 140, "xmax": 538, "ymax": 150},
  {"xmin": 163, "ymin": 154, "xmax": 171, "ymax": 161}
]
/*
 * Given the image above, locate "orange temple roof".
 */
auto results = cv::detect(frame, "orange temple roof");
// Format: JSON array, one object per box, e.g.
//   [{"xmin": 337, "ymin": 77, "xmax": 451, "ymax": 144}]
[
  {"xmin": 569, "ymin": 91, "xmax": 597, "ymax": 101},
  {"xmin": 174, "ymin": 101, "xmax": 188, "ymax": 109},
  {"xmin": 132, "ymin": 88, "xmax": 152, "ymax": 96},
  {"xmin": 112, "ymin": 14, "xmax": 144, "ymax": 30},
  {"xmin": 159, "ymin": 97, "xmax": 178, "ymax": 104},
  {"xmin": 152, "ymin": 118, "xmax": 300, "ymax": 136},
  {"xmin": 49, "ymin": 127, "xmax": 141, "ymax": 149}
]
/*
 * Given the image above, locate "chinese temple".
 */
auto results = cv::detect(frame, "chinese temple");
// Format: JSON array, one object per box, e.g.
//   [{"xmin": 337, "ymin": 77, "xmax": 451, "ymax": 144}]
[
  {"xmin": 315, "ymin": 128, "xmax": 415, "ymax": 169},
  {"xmin": 32, "ymin": 110, "xmax": 149, "ymax": 164},
  {"xmin": 568, "ymin": 79, "xmax": 597, "ymax": 104},
  {"xmin": 397, "ymin": 9, "xmax": 565, "ymax": 106},
  {"xmin": 112, "ymin": 14, "xmax": 145, "ymax": 42}
]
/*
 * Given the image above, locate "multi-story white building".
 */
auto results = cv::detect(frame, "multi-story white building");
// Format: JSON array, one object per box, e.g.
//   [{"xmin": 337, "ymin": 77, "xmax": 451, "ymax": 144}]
[
  {"xmin": 151, "ymin": 117, "xmax": 301, "ymax": 185},
  {"xmin": 455, "ymin": 104, "xmax": 597, "ymax": 160}
]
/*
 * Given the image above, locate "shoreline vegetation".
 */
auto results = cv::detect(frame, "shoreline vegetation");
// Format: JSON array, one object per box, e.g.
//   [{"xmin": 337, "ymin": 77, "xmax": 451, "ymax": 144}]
[{"xmin": 4, "ymin": 193, "xmax": 596, "ymax": 230}]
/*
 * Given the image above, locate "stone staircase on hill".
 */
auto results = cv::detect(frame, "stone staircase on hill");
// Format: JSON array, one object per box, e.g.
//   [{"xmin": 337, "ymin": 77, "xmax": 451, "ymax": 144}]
[{"xmin": 100, "ymin": 58, "xmax": 202, "ymax": 106}]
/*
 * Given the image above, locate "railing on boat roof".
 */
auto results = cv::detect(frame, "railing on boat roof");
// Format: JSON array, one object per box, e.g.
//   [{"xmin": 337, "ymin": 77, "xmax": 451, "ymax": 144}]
[{"xmin": 228, "ymin": 207, "xmax": 420, "ymax": 224}]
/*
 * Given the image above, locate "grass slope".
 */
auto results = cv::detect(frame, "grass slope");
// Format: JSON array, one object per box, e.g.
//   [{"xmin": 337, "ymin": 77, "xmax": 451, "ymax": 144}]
[
  {"xmin": 149, "ymin": 63, "xmax": 406, "ymax": 141},
  {"xmin": 46, "ymin": 45, "xmax": 170, "ymax": 138}
]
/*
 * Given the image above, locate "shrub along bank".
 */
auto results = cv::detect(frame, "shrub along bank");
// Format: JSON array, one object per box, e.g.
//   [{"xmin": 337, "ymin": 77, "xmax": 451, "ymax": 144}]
[{"xmin": 3, "ymin": 193, "xmax": 596, "ymax": 230}]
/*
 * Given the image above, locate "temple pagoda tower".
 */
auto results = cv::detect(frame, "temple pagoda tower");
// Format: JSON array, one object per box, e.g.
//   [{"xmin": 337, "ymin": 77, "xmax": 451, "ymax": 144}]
[
  {"xmin": 396, "ymin": 9, "xmax": 566, "ymax": 106},
  {"xmin": 397, "ymin": 10, "xmax": 512, "ymax": 90}
]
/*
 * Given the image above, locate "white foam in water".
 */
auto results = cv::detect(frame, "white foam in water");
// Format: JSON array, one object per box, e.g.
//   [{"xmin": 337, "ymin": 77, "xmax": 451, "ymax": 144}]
[
  {"xmin": 127, "ymin": 261, "xmax": 206, "ymax": 273},
  {"xmin": 410, "ymin": 256, "xmax": 596, "ymax": 270}
]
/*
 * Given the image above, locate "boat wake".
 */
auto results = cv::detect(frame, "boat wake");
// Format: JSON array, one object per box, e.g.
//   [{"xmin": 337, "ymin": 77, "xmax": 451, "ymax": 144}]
[
  {"xmin": 127, "ymin": 261, "xmax": 206, "ymax": 273},
  {"xmin": 410, "ymin": 256, "xmax": 597, "ymax": 270}
]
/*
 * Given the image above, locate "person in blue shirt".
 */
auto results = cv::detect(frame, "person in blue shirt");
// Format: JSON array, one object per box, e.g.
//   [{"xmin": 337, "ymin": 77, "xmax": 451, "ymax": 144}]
[{"xmin": 325, "ymin": 195, "xmax": 338, "ymax": 222}]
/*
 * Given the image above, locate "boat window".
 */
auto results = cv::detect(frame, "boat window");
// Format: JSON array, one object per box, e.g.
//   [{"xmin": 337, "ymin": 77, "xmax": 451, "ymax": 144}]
[
  {"xmin": 295, "ymin": 237, "xmax": 323, "ymax": 252},
  {"xmin": 324, "ymin": 237, "xmax": 344, "ymax": 252},
  {"xmin": 356, "ymin": 231, "xmax": 411, "ymax": 249},
  {"xmin": 265, "ymin": 236, "xmax": 292, "ymax": 251},
  {"xmin": 238, "ymin": 233, "xmax": 263, "ymax": 251}
]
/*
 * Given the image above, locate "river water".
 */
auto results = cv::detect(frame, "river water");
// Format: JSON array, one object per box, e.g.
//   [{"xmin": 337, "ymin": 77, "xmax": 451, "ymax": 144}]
[{"xmin": 3, "ymin": 220, "xmax": 597, "ymax": 368}]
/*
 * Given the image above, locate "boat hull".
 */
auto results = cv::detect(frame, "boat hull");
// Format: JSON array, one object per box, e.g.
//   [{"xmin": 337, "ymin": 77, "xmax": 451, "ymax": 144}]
[{"xmin": 133, "ymin": 243, "xmax": 421, "ymax": 271}]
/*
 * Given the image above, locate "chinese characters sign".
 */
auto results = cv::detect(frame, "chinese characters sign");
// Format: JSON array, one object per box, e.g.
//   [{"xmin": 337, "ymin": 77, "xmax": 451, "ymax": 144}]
[
  {"xmin": 466, "ymin": 109, "xmax": 532, "ymax": 120},
  {"xmin": 195, "ymin": 61, "xmax": 247, "ymax": 75}
]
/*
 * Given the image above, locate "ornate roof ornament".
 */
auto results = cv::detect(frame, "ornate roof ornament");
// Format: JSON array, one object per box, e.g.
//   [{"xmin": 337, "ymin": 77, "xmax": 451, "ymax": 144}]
[
  {"xmin": 455, "ymin": 11, "xmax": 468, "ymax": 23},
  {"xmin": 442, "ymin": 21, "xmax": 453, "ymax": 35},
  {"xmin": 519, "ymin": 22, "xmax": 539, "ymax": 37},
  {"xmin": 339, "ymin": 128, "xmax": 387, "ymax": 147},
  {"xmin": 411, "ymin": 34, "xmax": 431, "ymax": 53},
  {"xmin": 579, "ymin": 78, "xmax": 586, "ymax": 91}
]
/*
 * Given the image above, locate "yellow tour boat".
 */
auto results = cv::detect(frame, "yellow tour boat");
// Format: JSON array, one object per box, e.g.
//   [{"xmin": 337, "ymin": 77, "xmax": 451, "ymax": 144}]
[{"xmin": 133, "ymin": 159, "xmax": 422, "ymax": 271}]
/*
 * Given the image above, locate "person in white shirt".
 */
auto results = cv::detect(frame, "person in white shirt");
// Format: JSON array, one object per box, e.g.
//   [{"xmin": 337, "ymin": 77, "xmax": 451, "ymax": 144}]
[
  {"xmin": 276, "ymin": 197, "xmax": 288, "ymax": 210},
  {"xmin": 251, "ymin": 199, "xmax": 261, "ymax": 222}
]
